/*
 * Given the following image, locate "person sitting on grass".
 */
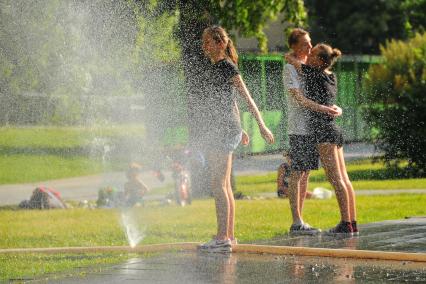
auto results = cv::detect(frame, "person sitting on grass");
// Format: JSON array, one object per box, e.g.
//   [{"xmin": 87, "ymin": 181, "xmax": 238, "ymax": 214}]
[{"xmin": 124, "ymin": 162, "xmax": 149, "ymax": 207}]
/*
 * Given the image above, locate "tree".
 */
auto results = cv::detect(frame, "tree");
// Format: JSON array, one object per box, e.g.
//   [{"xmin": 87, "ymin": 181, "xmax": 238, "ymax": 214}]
[
  {"xmin": 304, "ymin": 0, "xmax": 426, "ymax": 54},
  {"xmin": 363, "ymin": 33, "xmax": 426, "ymax": 173}
]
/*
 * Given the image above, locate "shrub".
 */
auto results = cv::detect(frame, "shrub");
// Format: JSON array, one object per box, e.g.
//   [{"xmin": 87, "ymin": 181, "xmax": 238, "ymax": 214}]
[{"xmin": 363, "ymin": 32, "xmax": 426, "ymax": 174}]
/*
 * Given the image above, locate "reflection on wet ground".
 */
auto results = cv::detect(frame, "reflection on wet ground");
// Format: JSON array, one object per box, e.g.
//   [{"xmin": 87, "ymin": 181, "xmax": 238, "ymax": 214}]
[
  {"xmin": 49, "ymin": 252, "xmax": 426, "ymax": 283},
  {"xmin": 257, "ymin": 217, "xmax": 426, "ymax": 253},
  {"xmin": 29, "ymin": 218, "xmax": 426, "ymax": 283}
]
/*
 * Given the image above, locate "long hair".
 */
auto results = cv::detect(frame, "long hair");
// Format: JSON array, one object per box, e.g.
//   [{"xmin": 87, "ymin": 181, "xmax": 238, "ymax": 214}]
[
  {"xmin": 315, "ymin": 43, "xmax": 342, "ymax": 69},
  {"xmin": 203, "ymin": 26, "xmax": 238, "ymax": 65}
]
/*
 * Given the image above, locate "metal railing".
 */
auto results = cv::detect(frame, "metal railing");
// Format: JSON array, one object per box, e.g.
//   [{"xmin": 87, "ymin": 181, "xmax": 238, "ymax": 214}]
[{"xmin": 237, "ymin": 54, "xmax": 381, "ymax": 153}]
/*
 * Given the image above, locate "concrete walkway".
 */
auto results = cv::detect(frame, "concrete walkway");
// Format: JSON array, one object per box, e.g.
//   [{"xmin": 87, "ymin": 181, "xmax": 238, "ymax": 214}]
[
  {"xmin": 258, "ymin": 189, "xmax": 426, "ymax": 199},
  {"xmin": 1, "ymin": 143, "xmax": 424, "ymax": 206},
  {"xmin": 37, "ymin": 217, "xmax": 426, "ymax": 283}
]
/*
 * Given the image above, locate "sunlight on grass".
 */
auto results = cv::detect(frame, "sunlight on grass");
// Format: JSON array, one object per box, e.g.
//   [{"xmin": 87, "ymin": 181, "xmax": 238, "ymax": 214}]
[
  {"xmin": 0, "ymin": 126, "xmax": 145, "ymax": 184},
  {"xmin": 0, "ymin": 125, "xmax": 145, "ymax": 148},
  {"xmin": 0, "ymin": 155, "xmax": 104, "ymax": 184},
  {"xmin": 1, "ymin": 194, "xmax": 425, "ymax": 280},
  {"xmin": 2, "ymin": 195, "xmax": 425, "ymax": 248}
]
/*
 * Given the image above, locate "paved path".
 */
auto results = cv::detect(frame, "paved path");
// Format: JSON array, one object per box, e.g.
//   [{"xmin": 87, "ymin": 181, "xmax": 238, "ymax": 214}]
[
  {"xmin": 233, "ymin": 142, "xmax": 378, "ymax": 175},
  {"xmin": 0, "ymin": 171, "xmax": 171, "ymax": 206},
  {"xmin": 35, "ymin": 218, "xmax": 426, "ymax": 283},
  {"xmin": 1, "ymin": 143, "xmax": 424, "ymax": 206},
  {"xmin": 258, "ymin": 189, "xmax": 426, "ymax": 199}
]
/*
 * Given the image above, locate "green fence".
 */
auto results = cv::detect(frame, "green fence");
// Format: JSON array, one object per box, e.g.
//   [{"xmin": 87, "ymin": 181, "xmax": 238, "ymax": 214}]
[{"xmin": 237, "ymin": 54, "xmax": 381, "ymax": 154}]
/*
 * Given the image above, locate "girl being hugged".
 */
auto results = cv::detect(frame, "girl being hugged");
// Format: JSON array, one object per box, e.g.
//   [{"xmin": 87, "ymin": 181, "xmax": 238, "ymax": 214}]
[
  {"xmin": 198, "ymin": 26, "xmax": 274, "ymax": 252},
  {"xmin": 286, "ymin": 44, "xmax": 358, "ymax": 235}
]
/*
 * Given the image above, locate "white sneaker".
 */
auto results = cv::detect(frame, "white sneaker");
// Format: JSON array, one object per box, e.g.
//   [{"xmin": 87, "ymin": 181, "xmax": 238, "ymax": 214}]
[
  {"xmin": 198, "ymin": 239, "xmax": 232, "ymax": 253},
  {"xmin": 230, "ymin": 238, "xmax": 238, "ymax": 245}
]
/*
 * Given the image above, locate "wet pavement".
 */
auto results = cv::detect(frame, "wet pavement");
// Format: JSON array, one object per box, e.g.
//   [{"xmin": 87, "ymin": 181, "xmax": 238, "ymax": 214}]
[
  {"xmin": 31, "ymin": 217, "xmax": 426, "ymax": 283},
  {"xmin": 45, "ymin": 252, "xmax": 426, "ymax": 283},
  {"xmin": 256, "ymin": 217, "xmax": 426, "ymax": 253}
]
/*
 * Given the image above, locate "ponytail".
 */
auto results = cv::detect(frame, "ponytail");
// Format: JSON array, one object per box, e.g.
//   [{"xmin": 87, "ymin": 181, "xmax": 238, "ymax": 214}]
[
  {"xmin": 316, "ymin": 43, "xmax": 342, "ymax": 69},
  {"xmin": 204, "ymin": 25, "xmax": 239, "ymax": 65},
  {"xmin": 226, "ymin": 38, "xmax": 238, "ymax": 66},
  {"xmin": 331, "ymin": 48, "xmax": 342, "ymax": 59}
]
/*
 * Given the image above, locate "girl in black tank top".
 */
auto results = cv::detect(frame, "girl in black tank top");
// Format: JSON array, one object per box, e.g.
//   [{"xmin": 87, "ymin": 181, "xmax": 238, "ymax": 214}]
[{"xmin": 197, "ymin": 26, "xmax": 274, "ymax": 252}]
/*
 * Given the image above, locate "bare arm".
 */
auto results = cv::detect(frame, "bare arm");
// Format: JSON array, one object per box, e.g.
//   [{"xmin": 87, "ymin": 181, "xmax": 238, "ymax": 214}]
[
  {"xmin": 138, "ymin": 179, "xmax": 150, "ymax": 193},
  {"xmin": 289, "ymin": 88, "xmax": 341, "ymax": 117},
  {"xmin": 232, "ymin": 75, "xmax": 274, "ymax": 144},
  {"xmin": 283, "ymin": 61, "xmax": 342, "ymax": 117},
  {"xmin": 284, "ymin": 53, "xmax": 302, "ymax": 71}
]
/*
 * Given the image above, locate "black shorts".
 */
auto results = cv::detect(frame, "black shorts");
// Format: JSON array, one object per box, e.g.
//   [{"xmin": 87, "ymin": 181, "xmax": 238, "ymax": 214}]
[
  {"xmin": 312, "ymin": 123, "xmax": 344, "ymax": 147},
  {"xmin": 288, "ymin": 135, "xmax": 319, "ymax": 171}
]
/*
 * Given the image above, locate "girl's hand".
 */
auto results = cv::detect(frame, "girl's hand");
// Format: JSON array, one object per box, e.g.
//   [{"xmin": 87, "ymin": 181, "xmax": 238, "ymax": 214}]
[
  {"xmin": 321, "ymin": 104, "xmax": 342, "ymax": 117},
  {"xmin": 241, "ymin": 130, "xmax": 250, "ymax": 146},
  {"xmin": 331, "ymin": 105, "xmax": 342, "ymax": 117},
  {"xmin": 260, "ymin": 126, "xmax": 275, "ymax": 144}
]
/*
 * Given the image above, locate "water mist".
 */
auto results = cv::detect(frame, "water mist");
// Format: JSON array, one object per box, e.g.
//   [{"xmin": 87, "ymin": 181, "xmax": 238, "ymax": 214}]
[{"xmin": 1, "ymin": 0, "xmax": 185, "ymax": 247}]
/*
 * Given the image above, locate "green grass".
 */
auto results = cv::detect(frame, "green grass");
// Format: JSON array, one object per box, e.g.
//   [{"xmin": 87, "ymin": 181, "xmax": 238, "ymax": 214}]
[
  {"xmin": 1, "ymin": 194, "xmax": 426, "ymax": 280},
  {"xmin": 0, "ymin": 154, "xmax": 104, "ymax": 184},
  {"xmin": 0, "ymin": 125, "xmax": 145, "ymax": 149},
  {"xmin": 1, "ymin": 126, "xmax": 425, "ymax": 280},
  {"xmin": 1, "ymin": 126, "xmax": 425, "ymax": 192},
  {"xmin": 0, "ymin": 126, "xmax": 145, "ymax": 184}
]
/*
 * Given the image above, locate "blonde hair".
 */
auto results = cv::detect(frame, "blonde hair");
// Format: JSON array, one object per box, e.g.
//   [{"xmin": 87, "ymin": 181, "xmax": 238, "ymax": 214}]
[
  {"xmin": 203, "ymin": 25, "xmax": 238, "ymax": 65},
  {"xmin": 315, "ymin": 43, "xmax": 342, "ymax": 69}
]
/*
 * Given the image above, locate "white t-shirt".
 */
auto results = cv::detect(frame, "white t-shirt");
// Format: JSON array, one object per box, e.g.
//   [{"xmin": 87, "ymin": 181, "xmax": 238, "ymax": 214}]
[{"xmin": 283, "ymin": 63, "xmax": 309, "ymax": 135}]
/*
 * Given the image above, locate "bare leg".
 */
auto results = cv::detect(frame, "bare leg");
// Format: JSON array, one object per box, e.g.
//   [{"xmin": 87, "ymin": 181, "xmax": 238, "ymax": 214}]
[
  {"xmin": 298, "ymin": 171, "xmax": 310, "ymax": 215},
  {"xmin": 337, "ymin": 147, "xmax": 357, "ymax": 221},
  {"xmin": 206, "ymin": 151, "xmax": 233, "ymax": 240},
  {"xmin": 288, "ymin": 171, "xmax": 303, "ymax": 224},
  {"xmin": 317, "ymin": 143, "xmax": 350, "ymax": 222},
  {"xmin": 225, "ymin": 154, "xmax": 235, "ymax": 239}
]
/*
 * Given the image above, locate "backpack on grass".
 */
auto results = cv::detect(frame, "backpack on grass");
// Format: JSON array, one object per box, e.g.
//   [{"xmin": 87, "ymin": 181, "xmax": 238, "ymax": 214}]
[{"xmin": 19, "ymin": 187, "xmax": 66, "ymax": 209}]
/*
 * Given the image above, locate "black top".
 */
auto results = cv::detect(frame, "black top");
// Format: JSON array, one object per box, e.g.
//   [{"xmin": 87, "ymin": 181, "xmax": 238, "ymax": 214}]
[
  {"xmin": 301, "ymin": 64, "xmax": 337, "ymax": 124},
  {"xmin": 197, "ymin": 59, "xmax": 241, "ymax": 139}
]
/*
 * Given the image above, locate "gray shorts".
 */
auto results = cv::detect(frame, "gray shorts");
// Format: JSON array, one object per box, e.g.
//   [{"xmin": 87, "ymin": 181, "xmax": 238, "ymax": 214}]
[
  {"xmin": 288, "ymin": 135, "xmax": 319, "ymax": 171},
  {"xmin": 202, "ymin": 130, "xmax": 242, "ymax": 154}
]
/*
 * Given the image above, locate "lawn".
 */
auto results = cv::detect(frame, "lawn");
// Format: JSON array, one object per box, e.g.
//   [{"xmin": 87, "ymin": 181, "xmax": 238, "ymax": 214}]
[
  {"xmin": 1, "ymin": 194, "xmax": 426, "ymax": 280},
  {"xmin": 1, "ymin": 126, "xmax": 426, "ymax": 280},
  {"xmin": 0, "ymin": 126, "xmax": 145, "ymax": 184},
  {"xmin": 2, "ymin": 126, "xmax": 426, "ymax": 193}
]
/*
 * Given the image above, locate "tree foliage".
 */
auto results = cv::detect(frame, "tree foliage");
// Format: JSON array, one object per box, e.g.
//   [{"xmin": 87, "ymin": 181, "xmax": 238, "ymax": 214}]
[
  {"xmin": 363, "ymin": 33, "xmax": 426, "ymax": 173},
  {"xmin": 305, "ymin": 0, "xmax": 426, "ymax": 54},
  {"xmin": 0, "ymin": 0, "xmax": 181, "ymax": 125},
  {"xmin": 138, "ymin": 0, "xmax": 307, "ymax": 53},
  {"xmin": 214, "ymin": 0, "xmax": 307, "ymax": 52}
]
